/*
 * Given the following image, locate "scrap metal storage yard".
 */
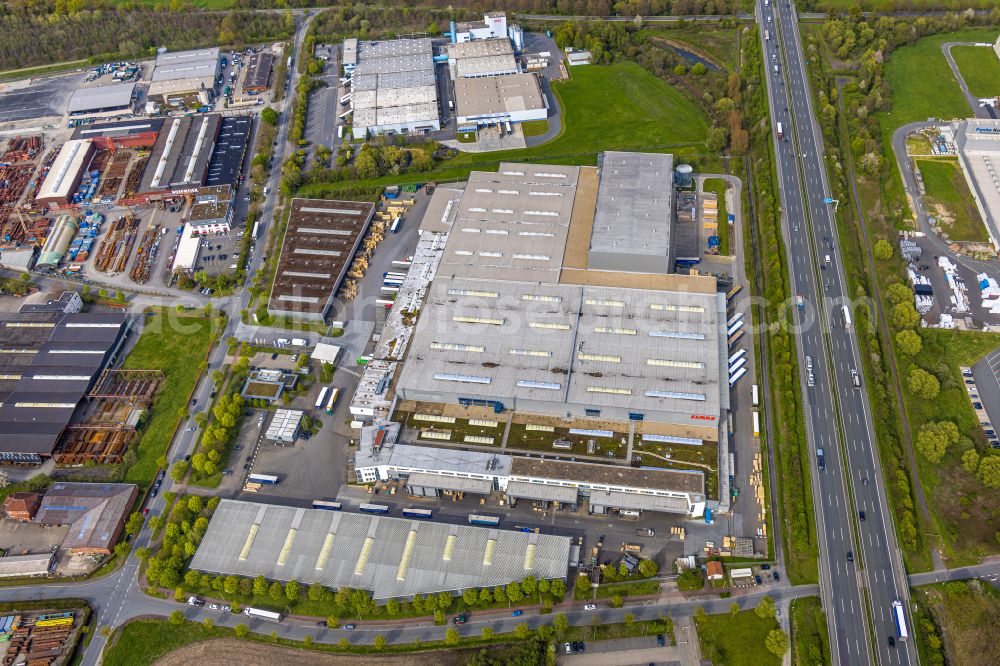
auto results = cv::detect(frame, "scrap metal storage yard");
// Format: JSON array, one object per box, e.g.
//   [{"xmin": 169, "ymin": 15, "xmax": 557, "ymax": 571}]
[
  {"xmin": 267, "ymin": 198, "xmax": 375, "ymax": 322},
  {"xmin": 190, "ymin": 499, "xmax": 571, "ymax": 600}
]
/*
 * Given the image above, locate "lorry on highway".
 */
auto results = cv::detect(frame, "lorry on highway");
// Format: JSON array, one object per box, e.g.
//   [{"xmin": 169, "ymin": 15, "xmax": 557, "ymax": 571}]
[
  {"xmin": 776, "ymin": 122, "xmax": 783, "ymax": 139},
  {"xmin": 244, "ymin": 607, "xmax": 282, "ymax": 622},
  {"xmin": 842, "ymin": 304, "xmax": 852, "ymax": 328},
  {"xmin": 816, "ymin": 448, "xmax": 826, "ymax": 471}
]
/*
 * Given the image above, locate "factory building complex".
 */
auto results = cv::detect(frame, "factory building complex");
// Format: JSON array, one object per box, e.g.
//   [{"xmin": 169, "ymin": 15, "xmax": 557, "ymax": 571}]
[
  {"xmin": 350, "ymin": 152, "xmax": 729, "ymax": 519},
  {"xmin": 341, "ymin": 10, "xmax": 547, "ymax": 136}
]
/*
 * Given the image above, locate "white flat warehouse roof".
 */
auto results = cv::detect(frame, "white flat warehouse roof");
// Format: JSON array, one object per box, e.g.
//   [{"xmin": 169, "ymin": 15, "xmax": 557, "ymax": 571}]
[{"xmin": 189, "ymin": 499, "xmax": 571, "ymax": 600}]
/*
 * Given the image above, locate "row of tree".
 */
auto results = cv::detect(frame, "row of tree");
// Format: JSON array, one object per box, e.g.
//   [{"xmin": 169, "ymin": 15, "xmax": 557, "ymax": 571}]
[{"xmin": 0, "ymin": 9, "xmax": 290, "ymax": 70}]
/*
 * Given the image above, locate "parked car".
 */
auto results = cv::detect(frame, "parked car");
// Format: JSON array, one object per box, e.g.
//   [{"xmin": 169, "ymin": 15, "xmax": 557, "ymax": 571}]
[
  {"xmin": 760, "ymin": 563, "xmax": 771, "ymax": 570},
  {"xmin": 221, "ymin": 605, "xmax": 231, "ymax": 612},
  {"xmin": 584, "ymin": 603, "xmax": 597, "ymax": 610},
  {"xmin": 564, "ymin": 643, "xmax": 572, "ymax": 654},
  {"xmin": 657, "ymin": 634, "xmax": 665, "ymax": 647},
  {"xmin": 453, "ymin": 614, "xmax": 467, "ymax": 625},
  {"xmin": 344, "ymin": 624, "xmax": 355, "ymax": 630},
  {"xmin": 772, "ymin": 571, "xmax": 780, "ymax": 581},
  {"xmin": 755, "ymin": 575, "xmax": 763, "ymax": 585},
  {"xmin": 511, "ymin": 610, "xmax": 523, "ymax": 617},
  {"xmin": 208, "ymin": 604, "xmax": 220, "ymax": 610}
]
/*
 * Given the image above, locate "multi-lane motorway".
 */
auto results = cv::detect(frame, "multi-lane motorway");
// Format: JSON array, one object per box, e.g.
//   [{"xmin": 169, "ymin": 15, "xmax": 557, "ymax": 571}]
[{"xmin": 760, "ymin": 1, "xmax": 916, "ymax": 664}]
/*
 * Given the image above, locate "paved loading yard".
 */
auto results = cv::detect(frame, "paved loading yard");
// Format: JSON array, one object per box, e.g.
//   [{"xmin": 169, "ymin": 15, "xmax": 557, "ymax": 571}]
[{"xmin": 0, "ymin": 73, "xmax": 84, "ymax": 123}]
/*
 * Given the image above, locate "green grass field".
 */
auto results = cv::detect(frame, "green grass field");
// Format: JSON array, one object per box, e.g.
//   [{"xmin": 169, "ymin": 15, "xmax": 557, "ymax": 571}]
[
  {"xmin": 299, "ymin": 61, "xmax": 708, "ymax": 198},
  {"xmin": 520, "ymin": 119, "xmax": 549, "ymax": 137},
  {"xmin": 695, "ymin": 608, "xmax": 782, "ymax": 666},
  {"xmin": 916, "ymin": 158, "xmax": 988, "ymax": 242},
  {"xmin": 790, "ymin": 597, "xmax": 830, "ymax": 666},
  {"xmin": 951, "ymin": 45, "xmax": 1000, "ymax": 99},
  {"xmin": 879, "ymin": 29, "xmax": 998, "ymax": 143},
  {"xmin": 123, "ymin": 311, "xmax": 214, "ymax": 485}
]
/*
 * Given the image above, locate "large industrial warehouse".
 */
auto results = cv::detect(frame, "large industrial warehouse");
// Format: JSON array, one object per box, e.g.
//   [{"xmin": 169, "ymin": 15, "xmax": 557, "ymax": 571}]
[
  {"xmin": 0, "ymin": 311, "xmax": 130, "ymax": 464},
  {"xmin": 396, "ymin": 276, "xmax": 724, "ymax": 427},
  {"xmin": 190, "ymin": 499, "xmax": 571, "ymax": 600},
  {"xmin": 354, "ymin": 153, "xmax": 728, "ymax": 517},
  {"xmin": 346, "ymin": 38, "xmax": 441, "ymax": 139},
  {"xmin": 267, "ymin": 198, "xmax": 375, "ymax": 322},
  {"xmin": 951, "ymin": 118, "xmax": 1000, "ymax": 251}
]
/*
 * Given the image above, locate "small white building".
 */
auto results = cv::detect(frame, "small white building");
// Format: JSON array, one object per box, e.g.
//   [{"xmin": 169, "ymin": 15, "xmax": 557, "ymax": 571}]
[
  {"xmin": 311, "ymin": 342, "xmax": 342, "ymax": 365},
  {"xmin": 266, "ymin": 408, "xmax": 303, "ymax": 444},
  {"xmin": 171, "ymin": 224, "xmax": 201, "ymax": 272}
]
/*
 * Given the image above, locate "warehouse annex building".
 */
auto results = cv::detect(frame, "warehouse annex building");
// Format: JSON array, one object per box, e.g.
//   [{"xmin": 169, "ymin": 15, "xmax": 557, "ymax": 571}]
[
  {"xmin": 190, "ymin": 499, "xmax": 570, "ymax": 600},
  {"xmin": 67, "ymin": 82, "xmax": 136, "ymax": 117},
  {"xmin": 454, "ymin": 73, "xmax": 546, "ymax": 127},
  {"xmin": 355, "ymin": 429, "xmax": 706, "ymax": 517}
]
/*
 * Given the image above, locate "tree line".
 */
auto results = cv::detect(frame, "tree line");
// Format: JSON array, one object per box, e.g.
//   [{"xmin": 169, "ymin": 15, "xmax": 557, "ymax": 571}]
[{"xmin": 0, "ymin": 8, "xmax": 291, "ymax": 70}]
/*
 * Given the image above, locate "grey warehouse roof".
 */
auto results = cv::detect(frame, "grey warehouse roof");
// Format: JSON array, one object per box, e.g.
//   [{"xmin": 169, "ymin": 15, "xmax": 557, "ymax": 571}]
[
  {"xmin": 152, "ymin": 47, "xmax": 220, "ymax": 82},
  {"xmin": 590, "ymin": 151, "xmax": 675, "ymax": 261},
  {"xmin": 436, "ymin": 163, "xmax": 580, "ymax": 283},
  {"xmin": 396, "ymin": 276, "xmax": 723, "ymax": 422},
  {"xmin": 67, "ymin": 83, "xmax": 135, "ymax": 114},
  {"xmin": 190, "ymin": 500, "xmax": 570, "ymax": 600}
]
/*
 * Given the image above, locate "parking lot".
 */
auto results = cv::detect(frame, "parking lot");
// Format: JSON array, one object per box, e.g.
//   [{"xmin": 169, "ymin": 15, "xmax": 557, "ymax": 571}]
[{"xmin": 967, "ymin": 360, "xmax": 1000, "ymax": 449}]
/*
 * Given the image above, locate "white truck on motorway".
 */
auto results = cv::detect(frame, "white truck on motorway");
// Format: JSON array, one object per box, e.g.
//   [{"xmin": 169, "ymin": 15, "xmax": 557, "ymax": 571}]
[{"xmin": 842, "ymin": 305, "xmax": 852, "ymax": 328}]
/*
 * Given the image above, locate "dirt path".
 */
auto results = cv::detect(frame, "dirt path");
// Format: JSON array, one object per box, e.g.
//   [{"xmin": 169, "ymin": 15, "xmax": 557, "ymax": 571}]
[{"xmin": 153, "ymin": 638, "xmax": 481, "ymax": 666}]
